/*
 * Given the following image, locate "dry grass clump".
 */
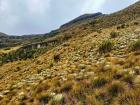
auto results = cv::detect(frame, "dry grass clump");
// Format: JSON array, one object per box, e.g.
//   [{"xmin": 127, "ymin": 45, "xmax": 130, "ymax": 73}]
[
  {"xmin": 36, "ymin": 93, "xmax": 51, "ymax": 105},
  {"xmin": 91, "ymin": 77, "xmax": 108, "ymax": 88},
  {"xmin": 86, "ymin": 94, "xmax": 104, "ymax": 105},
  {"xmin": 35, "ymin": 82, "xmax": 50, "ymax": 93},
  {"xmin": 107, "ymin": 80, "xmax": 126, "ymax": 97},
  {"xmin": 129, "ymin": 39, "xmax": 140, "ymax": 51},
  {"xmin": 122, "ymin": 75, "xmax": 134, "ymax": 87},
  {"xmin": 98, "ymin": 39, "xmax": 114, "ymax": 53},
  {"xmin": 94, "ymin": 88, "xmax": 109, "ymax": 102},
  {"xmin": 116, "ymin": 89, "xmax": 140, "ymax": 105},
  {"xmin": 113, "ymin": 71, "xmax": 124, "ymax": 80},
  {"xmin": 71, "ymin": 82, "xmax": 88, "ymax": 103},
  {"xmin": 60, "ymin": 81, "xmax": 74, "ymax": 92}
]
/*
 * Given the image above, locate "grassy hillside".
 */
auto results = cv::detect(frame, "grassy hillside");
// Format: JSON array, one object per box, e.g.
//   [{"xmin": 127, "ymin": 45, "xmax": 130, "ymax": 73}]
[{"xmin": 0, "ymin": 1, "xmax": 140, "ymax": 105}]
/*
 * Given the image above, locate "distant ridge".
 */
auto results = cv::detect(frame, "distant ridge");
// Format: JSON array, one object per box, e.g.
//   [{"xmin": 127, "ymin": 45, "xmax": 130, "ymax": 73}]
[
  {"xmin": 61, "ymin": 12, "xmax": 103, "ymax": 28},
  {"xmin": 0, "ymin": 32, "xmax": 8, "ymax": 38}
]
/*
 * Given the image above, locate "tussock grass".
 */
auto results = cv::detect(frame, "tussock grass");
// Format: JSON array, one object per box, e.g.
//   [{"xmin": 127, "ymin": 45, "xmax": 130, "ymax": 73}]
[
  {"xmin": 110, "ymin": 31, "xmax": 119, "ymax": 38},
  {"xmin": 98, "ymin": 39, "xmax": 114, "ymax": 53},
  {"xmin": 130, "ymin": 39, "xmax": 140, "ymax": 51},
  {"xmin": 107, "ymin": 81, "xmax": 126, "ymax": 97}
]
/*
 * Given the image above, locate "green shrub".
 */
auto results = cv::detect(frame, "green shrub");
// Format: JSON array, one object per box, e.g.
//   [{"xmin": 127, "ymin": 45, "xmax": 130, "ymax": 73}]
[
  {"xmin": 98, "ymin": 40, "xmax": 114, "ymax": 53},
  {"xmin": 110, "ymin": 31, "xmax": 119, "ymax": 38},
  {"xmin": 130, "ymin": 39, "xmax": 140, "ymax": 51},
  {"xmin": 0, "ymin": 49, "xmax": 36, "ymax": 64}
]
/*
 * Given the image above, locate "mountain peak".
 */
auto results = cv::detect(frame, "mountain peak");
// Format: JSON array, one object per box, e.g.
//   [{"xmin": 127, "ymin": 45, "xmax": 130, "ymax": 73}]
[{"xmin": 61, "ymin": 12, "xmax": 103, "ymax": 28}]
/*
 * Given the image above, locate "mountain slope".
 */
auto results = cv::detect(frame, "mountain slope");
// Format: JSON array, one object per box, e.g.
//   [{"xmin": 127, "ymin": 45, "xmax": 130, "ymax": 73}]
[
  {"xmin": 0, "ymin": 1, "xmax": 140, "ymax": 105},
  {"xmin": 61, "ymin": 12, "xmax": 103, "ymax": 28},
  {"xmin": 59, "ymin": 1, "xmax": 140, "ymax": 31},
  {"xmin": 2, "ymin": 0, "xmax": 140, "ymax": 64}
]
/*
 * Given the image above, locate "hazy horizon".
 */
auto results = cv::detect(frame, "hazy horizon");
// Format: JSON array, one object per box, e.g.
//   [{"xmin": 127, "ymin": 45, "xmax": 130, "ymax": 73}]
[{"xmin": 0, "ymin": 0, "xmax": 139, "ymax": 35}]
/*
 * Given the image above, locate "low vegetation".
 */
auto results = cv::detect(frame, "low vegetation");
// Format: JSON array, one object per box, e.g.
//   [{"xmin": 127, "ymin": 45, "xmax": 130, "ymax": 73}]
[
  {"xmin": 130, "ymin": 39, "xmax": 140, "ymax": 51},
  {"xmin": 110, "ymin": 31, "xmax": 119, "ymax": 38},
  {"xmin": 98, "ymin": 39, "xmax": 114, "ymax": 53},
  {"xmin": 0, "ymin": 1, "xmax": 140, "ymax": 105}
]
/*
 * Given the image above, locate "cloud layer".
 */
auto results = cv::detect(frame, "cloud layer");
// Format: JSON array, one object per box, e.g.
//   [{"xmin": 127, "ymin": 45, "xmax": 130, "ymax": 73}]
[{"xmin": 0, "ymin": 0, "xmax": 138, "ymax": 35}]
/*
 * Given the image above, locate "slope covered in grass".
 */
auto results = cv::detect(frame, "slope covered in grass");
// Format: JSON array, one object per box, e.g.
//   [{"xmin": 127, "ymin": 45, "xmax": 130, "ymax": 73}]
[{"xmin": 0, "ymin": 1, "xmax": 140, "ymax": 105}]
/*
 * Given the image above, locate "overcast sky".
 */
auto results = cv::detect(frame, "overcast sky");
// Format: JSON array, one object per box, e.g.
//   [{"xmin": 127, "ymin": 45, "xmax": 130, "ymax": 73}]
[{"xmin": 0, "ymin": 0, "xmax": 139, "ymax": 35}]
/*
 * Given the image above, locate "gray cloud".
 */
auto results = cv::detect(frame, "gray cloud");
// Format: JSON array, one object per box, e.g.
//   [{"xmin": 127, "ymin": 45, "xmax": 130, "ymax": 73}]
[{"xmin": 0, "ymin": 0, "xmax": 138, "ymax": 35}]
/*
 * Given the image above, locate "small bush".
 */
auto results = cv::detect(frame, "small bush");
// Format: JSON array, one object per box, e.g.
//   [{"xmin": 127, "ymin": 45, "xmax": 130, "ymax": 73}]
[
  {"xmin": 71, "ymin": 83, "xmax": 86, "ymax": 102},
  {"xmin": 96, "ymin": 29, "xmax": 102, "ymax": 34},
  {"xmin": 37, "ymin": 93, "xmax": 51, "ymax": 105},
  {"xmin": 120, "ymin": 24, "xmax": 126, "ymax": 29},
  {"xmin": 110, "ymin": 31, "xmax": 119, "ymax": 38},
  {"xmin": 107, "ymin": 81, "xmax": 125, "ymax": 96},
  {"xmin": 117, "ymin": 24, "xmax": 126, "ymax": 29},
  {"xmin": 53, "ymin": 54, "xmax": 60, "ymax": 62},
  {"xmin": 60, "ymin": 81, "xmax": 73, "ymax": 92},
  {"xmin": 117, "ymin": 89, "xmax": 140, "ymax": 105},
  {"xmin": 134, "ymin": 22, "xmax": 139, "ymax": 25},
  {"xmin": 63, "ymin": 34, "xmax": 72, "ymax": 40},
  {"xmin": 117, "ymin": 26, "xmax": 121, "ymax": 30},
  {"xmin": 35, "ymin": 82, "xmax": 50, "ymax": 93},
  {"xmin": 89, "ymin": 20, "xmax": 97, "ymax": 27},
  {"xmin": 98, "ymin": 40, "xmax": 114, "ymax": 53},
  {"xmin": 86, "ymin": 95, "xmax": 104, "ymax": 105},
  {"xmin": 123, "ymin": 75, "xmax": 134, "ymax": 86},
  {"xmin": 91, "ymin": 77, "xmax": 108, "ymax": 88},
  {"xmin": 129, "ymin": 39, "xmax": 140, "ymax": 51},
  {"xmin": 113, "ymin": 72, "xmax": 124, "ymax": 80}
]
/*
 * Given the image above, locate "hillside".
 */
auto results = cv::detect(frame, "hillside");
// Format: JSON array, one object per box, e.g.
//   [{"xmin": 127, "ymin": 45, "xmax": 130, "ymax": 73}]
[
  {"xmin": 61, "ymin": 12, "xmax": 104, "ymax": 28},
  {"xmin": 0, "ymin": 33, "xmax": 37, "ymax": 49},
  {"xmin": 0, "ymin": 1, "xmax": 140, "ymax": 105}
]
